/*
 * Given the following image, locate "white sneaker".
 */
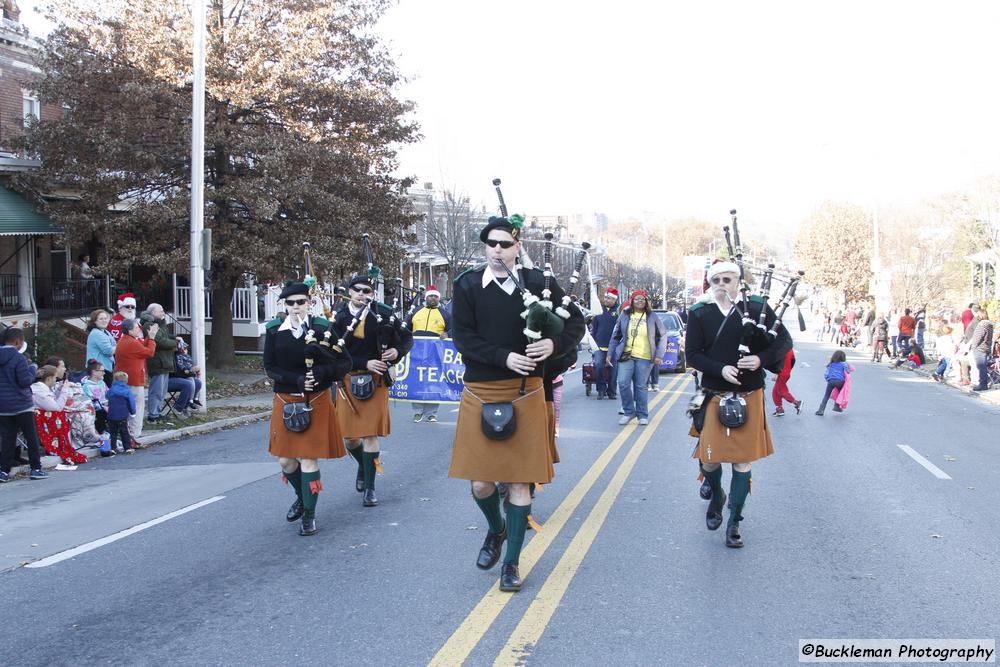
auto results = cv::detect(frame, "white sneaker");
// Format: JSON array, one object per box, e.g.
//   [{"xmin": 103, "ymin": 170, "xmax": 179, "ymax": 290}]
[
  {"xmin": 638, "ymin": 418, "xmax": 649, "ymax": 425},
  {"xmin": 618, "ymin": 415, "xmax": 633, "ymax": 425}
]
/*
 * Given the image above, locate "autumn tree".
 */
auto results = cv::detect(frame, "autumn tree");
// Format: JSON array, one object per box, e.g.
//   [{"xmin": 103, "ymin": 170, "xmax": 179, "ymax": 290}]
[
  {"xmin": 794, "ymin": 202, "xmax": 873, "ymax": 302},
  {"xmin": 17, "ymin": 0, "xmax": 418, "ymax": 365},
  {"xmin": 421, "ymin": 190, "xmax": 485, "ymax": 289}
]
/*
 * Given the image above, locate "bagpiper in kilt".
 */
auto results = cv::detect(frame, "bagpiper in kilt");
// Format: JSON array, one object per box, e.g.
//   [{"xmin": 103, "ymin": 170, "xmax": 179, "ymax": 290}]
[
  {"xmin": 449, "ymin": 216, "xmax": 584, "ymax": 592},
  {"xmin": 685, "ymin": 261, "xmax": 791, "ymax": 548},
  {"xmin": 264, "ymin": 281, "xmax": 352, "ymax": 536},
  {"xmin": 332, "ymin": 274, "xmax": 413, "ymax": 508}
]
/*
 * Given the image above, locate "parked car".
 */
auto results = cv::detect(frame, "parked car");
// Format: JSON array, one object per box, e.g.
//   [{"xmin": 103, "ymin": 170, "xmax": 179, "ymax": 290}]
[{"xmin": 652, "ymin": 310, "xmax": 686, "ymax": 372}]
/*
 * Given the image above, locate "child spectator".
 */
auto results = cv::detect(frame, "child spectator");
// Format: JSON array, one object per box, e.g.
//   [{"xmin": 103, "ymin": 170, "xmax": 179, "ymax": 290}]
[
  {"xmin": 32, "ymin": 365, "xmax": 86, "ymax": 465},
  {"xmin": 893, "ymin": 340, "xmax": 925, "ymax": 369},
  {"xmin": 815, "ymin": 350, "xmax": 854, "ymax": 416},
  {"xmin": 106, "ymin": 371, "xmax": 136, "ymax": 454},
  {"xmin": 82, "ymin": 360, "xmax": 110, "ymax": 436},
  {"xmin": 772, "ymin": 349, "xmax": 802, "ymax": 416}
]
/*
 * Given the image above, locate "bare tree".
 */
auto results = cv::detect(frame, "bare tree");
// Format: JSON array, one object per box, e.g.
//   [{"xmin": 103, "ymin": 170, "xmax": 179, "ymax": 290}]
[{"xmin": 421, "ymin": 190, "xmax": 485, "ymax": 291}]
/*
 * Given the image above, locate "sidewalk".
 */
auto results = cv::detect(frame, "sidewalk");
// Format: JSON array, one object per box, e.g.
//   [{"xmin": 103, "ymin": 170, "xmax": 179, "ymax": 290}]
[{"xmin": 4, "ymin": 392, "xmax": 273, "ymax": 481}]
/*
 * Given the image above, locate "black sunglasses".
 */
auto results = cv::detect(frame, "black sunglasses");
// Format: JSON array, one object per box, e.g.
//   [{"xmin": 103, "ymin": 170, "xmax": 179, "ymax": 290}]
[
  {"xmin": 710, "ymin": 276, "xmax": 734, "ymax": 285},
  {"xmin": 285, "ymin": 298, "xmax": 309, "ymax": 306},
  {"xmin": 351, "ymin": 286, "xmax": 373, "ymax": 295},
  {"xmin": 485, "ymin": 239, "xmax": 516, "ymax": 249}
]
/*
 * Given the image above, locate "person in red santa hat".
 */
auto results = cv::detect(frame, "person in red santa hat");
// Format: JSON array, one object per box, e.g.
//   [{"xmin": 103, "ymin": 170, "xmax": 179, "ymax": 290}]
[
  {"xmin": 608, "ymin": 288, "xmax": 667, "ymax": 425},
  {"xmin": 108, "ymin": 293, "xmax": 139, "ymax": 342},
  {"xmin": 405, "ymin": 284, "xmax": 451, "ymax": 423}
]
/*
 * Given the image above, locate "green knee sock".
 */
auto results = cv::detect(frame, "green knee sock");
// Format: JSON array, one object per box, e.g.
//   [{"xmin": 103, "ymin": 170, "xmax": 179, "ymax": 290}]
[
  {"xmin": 362, "ymin": 452, "xmax": 378, "ymax": 490},
  {"xmin": 283, "ymin": 467, "xmax": 303, "ymax": 503},
  {"xmin": 729, "ymin": 469, "xmax": 751, "ymax": 526},
  {"xmin": 474, "ymin": 489, "xmax": 505, "ymax": 534},
  {"xmin": 504, "ymin": 504, "xmax": 531, "ymax": 566},
  {"xmin": 300, "ymin": 470, "xmax": 321, "ymax": 519},
  {"xmin": 347, "ymin": 445, "xmax": 364, "ymax": 466},
  {"xmin": 703, "ymin": 465, "xmax": 723, "ymax": 498}
]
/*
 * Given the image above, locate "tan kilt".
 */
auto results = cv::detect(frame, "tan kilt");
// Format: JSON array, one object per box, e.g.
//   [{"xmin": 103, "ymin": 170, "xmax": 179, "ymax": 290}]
[
  {"xmin": 449, "ymin": 377, "xmax": 554, "ymax": 484},
  {"xmin": 268, "ymin": 389, "xmax": 346, "ymax": 460},
  {"xmin": 546, "ymin": 401, "xmax": 560, "ymax": 465},
  {"xmin": 691, "ymin": 388, "xmax": 773, "ymax": 464},
  {"xmin": 336, "ymin": 373, "xmax": 391, "ymax": 439}
]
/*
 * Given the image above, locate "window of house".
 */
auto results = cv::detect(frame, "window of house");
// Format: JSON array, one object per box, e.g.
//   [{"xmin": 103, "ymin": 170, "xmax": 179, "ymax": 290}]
[{"xmin": 22, "ymin": 91, "xmax": 39, "ymax": 128}]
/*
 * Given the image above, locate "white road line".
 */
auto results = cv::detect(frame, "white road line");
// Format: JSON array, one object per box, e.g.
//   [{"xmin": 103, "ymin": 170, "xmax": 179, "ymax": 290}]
[
  {"xmin": 25, "ymin": 496, "xmax": 226, "ymax": 568},
  {"xmin": 897, "ymin": 445, "xmax": 952, "ymax": 480},
  {"xmin": 801, "ymin": 361, "xmax": 811, "ymax": 367}
]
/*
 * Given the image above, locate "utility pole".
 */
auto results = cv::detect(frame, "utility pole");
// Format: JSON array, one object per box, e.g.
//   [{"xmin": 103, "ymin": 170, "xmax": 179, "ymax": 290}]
[
  {"xmin": 660, "ymin": 220, "xmax": 667, "ymax": 309},
  {"xmin": 189, "ymin": 0, "xmax": 207, "ymax": 409}
]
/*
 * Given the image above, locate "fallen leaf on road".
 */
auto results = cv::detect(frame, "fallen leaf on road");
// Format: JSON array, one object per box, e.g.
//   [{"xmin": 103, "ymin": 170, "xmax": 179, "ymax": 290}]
[
  {"xmin": 389, "ymin": 522, "xmax": 399, "ymax": 526},
  {"xmin": 466, "ymin": 525, "xmax": 478, "ymax": 531},
  {"xmin": 419, "ymin": 497, "xmax": 430, "ymax": 501},
  {"xmin": 967, "ymin": 486, "xmax": 975, "ymax": 490},
  {"xmin": 930, "ymin": 534, "xmax": 942, "ymax": 539},
  {"xmin": 30, "ymin": 543, "xmax": 38, "ymax": 547},
  {"xmin": 944, "ymin": 456, "xmax": 956, "ymax": 461},
  {"xmin": 349, "ymin": 543, "xmax": 368, "ymax": 549}
]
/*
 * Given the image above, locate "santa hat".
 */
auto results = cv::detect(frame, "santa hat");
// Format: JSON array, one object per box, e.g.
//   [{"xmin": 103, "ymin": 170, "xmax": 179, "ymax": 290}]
[
  {"xmin": 425, "ymin": 285, "xmax": 441, "ymax": 298},
  {"xmin": 605, "ymin": 287, "xmax": 619, "ymax": 300},
  {"xmin": 629, "ymin": 289, "xmax": 649, "ymax": 305},
  {"xmin": 117, "ymin": 292, "xmax": 137, "ymax": 308},
  {"xmin": 706, "ymin": 260, "xmax": 740, "ymax": 283}
]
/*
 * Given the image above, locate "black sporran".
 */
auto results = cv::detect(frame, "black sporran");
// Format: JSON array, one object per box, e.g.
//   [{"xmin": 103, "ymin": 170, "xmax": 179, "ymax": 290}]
[
  {"xmin": 281, "ymin": 401, "xmax": 312, "ymax": 433},
  {"xmin": 481, "ymin": 402, "xmax": 516, "ymax": 441},
  {"xmin": 717, "ymin": 392, "xmax": 748, "ymax": 429},
  {"xmin": 349, "ymin": 373, "xmax": 375, "ymax": 400}
]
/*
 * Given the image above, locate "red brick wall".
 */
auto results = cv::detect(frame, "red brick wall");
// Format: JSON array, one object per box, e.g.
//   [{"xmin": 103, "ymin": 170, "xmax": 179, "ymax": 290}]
[{"xmin": 0, "ymin": 33, "xmax": 59, "ymax": 151}]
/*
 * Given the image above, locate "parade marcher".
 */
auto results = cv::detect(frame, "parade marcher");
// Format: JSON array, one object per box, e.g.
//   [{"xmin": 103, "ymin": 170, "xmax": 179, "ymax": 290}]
[
  {"xmin": 449, "ymin": 215, "xmax": 584, "ymax": 592},
  {"xmin": 406, "ymin": 284, "xmax": 450, "ymax": 423},
  {"xmin": 685, "ymin": 260, "xmax": 792, "ymax": 548},
  {"xmin": 264, "ymin": 282, "xmax": 352, "ymax": 536},
  {"xmin": 108, "ymin": 293, "xmax": 138, "ymax": 342},
  {"xmin": 589, "ymin": 288, "xmax": 619, "ymax": 400},
  {"xmin": 609, "ymin": 290, "xmax": 667, "ymax": 426},
  {"xmin": 333, "ymin": 274, "xmax": 413, "ymax": 507}
]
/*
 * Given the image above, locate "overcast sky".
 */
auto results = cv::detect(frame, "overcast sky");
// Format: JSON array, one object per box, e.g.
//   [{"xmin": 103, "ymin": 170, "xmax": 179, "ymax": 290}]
[
  {"xmin": 19, "ymin": 1, "xmax": 1000, "ymax": 230},
  {"xmin": 379, "ymin": 0, "xmax": 1000, "ymax": 229}
]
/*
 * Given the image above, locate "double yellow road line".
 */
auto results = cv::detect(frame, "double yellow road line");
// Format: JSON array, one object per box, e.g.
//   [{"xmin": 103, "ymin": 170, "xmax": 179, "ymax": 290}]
[{"xmin": 430, "ymin": 373, "xmax": 691, "ymax": 666}]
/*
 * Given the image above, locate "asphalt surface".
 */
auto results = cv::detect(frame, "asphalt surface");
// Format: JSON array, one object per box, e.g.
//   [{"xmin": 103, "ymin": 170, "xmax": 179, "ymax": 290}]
[{"xmin": 1, "ymin": 335, "xmax": 998, "ymax": 666}]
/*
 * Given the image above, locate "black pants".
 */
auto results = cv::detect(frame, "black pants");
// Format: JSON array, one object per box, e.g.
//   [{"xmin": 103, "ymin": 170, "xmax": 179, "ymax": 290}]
[
  {"xmin": 818, "ymin": 379, "xmax": 845, "ymax": 412},
  {"xmin": 103, "ymin": 371, "xmax": 114, "ymax": 388},
  {"xmin": 107, "ymin": 419, "xmax": 133, "ymax": 451},
  {"xmin": 94, "ymin": 408, "xmax": 108, "ymax": 435},
  {"xmin": 0, "ymin": 412, "xmax": 43, "ymax": 473}
]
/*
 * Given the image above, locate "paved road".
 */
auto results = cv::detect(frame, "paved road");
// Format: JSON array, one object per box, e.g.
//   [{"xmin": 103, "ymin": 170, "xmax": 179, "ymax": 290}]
[{"xmin": 2, "ymin": 338, "xmax": 998, "ymax": 666}]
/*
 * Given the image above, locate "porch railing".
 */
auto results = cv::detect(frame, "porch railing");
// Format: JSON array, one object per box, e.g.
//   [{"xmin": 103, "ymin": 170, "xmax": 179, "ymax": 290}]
[
  {"xmin": 174, "ymin": 286, "xmax": 256, "ymax": 322},
  {"xmin": 0, "ymin": 273, "xmax": 22, "ymax": 312}
]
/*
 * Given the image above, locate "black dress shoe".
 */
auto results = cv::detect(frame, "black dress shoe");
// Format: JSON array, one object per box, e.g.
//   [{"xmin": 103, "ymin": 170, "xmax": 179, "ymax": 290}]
[
  {"xmin": 499, "ymin": 563, "xmax": 522, "ymax": 592},
  {"xmin": 699, "ymin": 479, "xmax": 713, "ymax": 500},
  {"xmin": 706, "ymin": 490, "xmax": 726, "ymax": 531},
  {"xmin": 299, "ymin": 516, "xmax": 317, "ymax": 536},
  {"xmin": 476, "ymin": 528, "xmax": 507, "ymax": 570},
  {"xmin": 355, "ymin": 466, "xmax": 364, "ymax": 493},
  {"xmin": 362, "ymin": 488, "xmax": 378, "ymax": 507},
  {"xmin": 725, "ymin": 523, "xmax": 743, "ymax": 548},
  {"xmin": 286, "ymin": 498, "xmax": 304, "ymax": 523}
]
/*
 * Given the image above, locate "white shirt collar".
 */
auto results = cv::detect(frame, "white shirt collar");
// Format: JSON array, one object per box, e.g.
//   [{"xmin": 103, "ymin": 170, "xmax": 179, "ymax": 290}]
[
  {"xmin": 482, "ymin": 265, "xmax": 517, "ymax": 296},
  {"xmin": 278, "ymin": 315, "xmax": 309, "ymax": 338}
]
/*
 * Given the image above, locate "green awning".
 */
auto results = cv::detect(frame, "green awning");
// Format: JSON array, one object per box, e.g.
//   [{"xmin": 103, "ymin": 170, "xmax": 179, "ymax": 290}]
[{"xmin": 0, "ymin": 185, "xmax": 61, "ymax": 236}]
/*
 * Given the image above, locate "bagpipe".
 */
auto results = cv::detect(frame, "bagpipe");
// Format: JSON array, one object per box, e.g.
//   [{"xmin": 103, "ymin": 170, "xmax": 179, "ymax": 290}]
[
  {"xmin": 362, "ymin": 233, "xmax": 408, "ymax": 387},
  {"xmin": 720, "ymin": 210, "xmax": 804, "ymax": 371},
  {"xmin": 299, "ymin": 242, "xmax": 349, "ymax": 387}
]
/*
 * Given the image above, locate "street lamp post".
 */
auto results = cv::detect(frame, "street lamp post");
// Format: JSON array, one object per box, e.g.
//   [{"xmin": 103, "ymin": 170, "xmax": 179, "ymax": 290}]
[{"xmin": 189, "ymin": 0, "xmax": 207, "ymax": 409}]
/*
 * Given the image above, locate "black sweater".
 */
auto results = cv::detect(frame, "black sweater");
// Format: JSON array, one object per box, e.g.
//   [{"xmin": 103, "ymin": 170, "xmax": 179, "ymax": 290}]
[
  {"xmin": 263, "ymin": 315, "xmax": 353, "ymax": 394},
  {"xmin": 684, "ymin": 297, "xmax": 793, "ymax": 392},
  {"xmin": 332, "ymin": 301, "xmax": 414, "ymax": 371},
  {"xmin": 453, "ymin": 265, "xmax": 586, "ymax": 383}
]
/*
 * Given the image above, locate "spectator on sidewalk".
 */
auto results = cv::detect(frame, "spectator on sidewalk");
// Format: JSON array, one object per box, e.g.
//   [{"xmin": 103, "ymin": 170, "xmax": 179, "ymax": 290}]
[
  {"xmin": 872, "ymin": 314, "xmax": 889, "ymax": 362},
  {"xmin": 888, "ymin": 309, "xmax": 901, "ymax": 357},
  {"xmin": 590, "ymin": 288, "xmax": 619, "ymax": 400},
  {"xmin": 86, "ymin": 308, "xmax": 116, "ymax": 387},
  {"xmin": 892, "ymin": 340, "xmax": 925, "ymax": 369},
  {"xmin": 106, "ymin": 371, "xmax": 136, "ymax": 454},
  {"xmin": 406, "ymin": 285, "xmax": 450, "ymax": 423},
  {"xmin": 609, "ymin": 289, "xmax": 666, "ymax": 426},
  {"xmin": 108, "ymin": 293, "xmax": 138, "ymax": 342},
  {"xmin": 82, "ymin": 360, "xmax": 110, "ymax": 435},
  {"xmin": 932, "ymin": 324, "xmax": 960, "ymax": 382},
  {"xmin": 0, "ymin": 328, "xmax": 48, "ymax": 482},
  {"xmin": 115, "ymin": 318, "xmax": 157, "ymax": 438},
  {"xmin": 140, "ymin": 303, "xmax": 179, "ymax": 424},
  {"xmin": 915, "ymin": 308, "xmax": 927, "ymax": 348},
  {"xmin": 862, "ymin": 304, "xmax": 876, "ymax": 348},
  {"xmin": 956, "ymin": 308, "xmax": 983, "ymax": 386},
  {"xmin": 969, "ymin": 307, "xmax": 994, "ymax": 392},
  {"xmin": 961, "ymin": 303, "xmax": 976, "ymax": 333},
  {"xmin": 898, "ymin": 308, "xmax": 916, "ymax": 356},
  {"xmin": 168, "ymin": 338, "xmax": 203, "ymax": 417},
  {"xmin": 32, "ymin": 365, "xmax": 86, "ymax": 466}
]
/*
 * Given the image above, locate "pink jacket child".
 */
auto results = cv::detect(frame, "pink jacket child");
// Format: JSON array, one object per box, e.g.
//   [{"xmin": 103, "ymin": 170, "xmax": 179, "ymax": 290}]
[{"xmin": 830, "ymin": 364, "xmax": 855, "ymax": 409}]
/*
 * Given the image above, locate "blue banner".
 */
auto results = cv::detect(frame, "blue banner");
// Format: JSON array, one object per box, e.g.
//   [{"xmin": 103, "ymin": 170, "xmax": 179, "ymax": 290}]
[
  {"xmin": 389, "ymin": 336, "xmax": 465, "ymax": 403},
  {"xmin": 659, "ymin": 337, "xmax": 680, "ymax": 370}
]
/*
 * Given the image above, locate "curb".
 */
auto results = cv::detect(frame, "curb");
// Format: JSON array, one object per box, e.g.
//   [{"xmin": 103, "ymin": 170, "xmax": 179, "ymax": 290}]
[
  {"xmin": 6, "ymin": 410, "xmax": 270, "ymax": 481},
  {"xmin": 896, "ymin": 361, "xmax": 1000, "ymax": 407}
]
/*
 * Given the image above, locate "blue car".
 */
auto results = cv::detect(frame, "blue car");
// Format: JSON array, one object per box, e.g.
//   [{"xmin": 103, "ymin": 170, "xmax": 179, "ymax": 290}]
[{"xmin": 652, "ymin": 310, "xmax": 686, "ymax": 373}]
